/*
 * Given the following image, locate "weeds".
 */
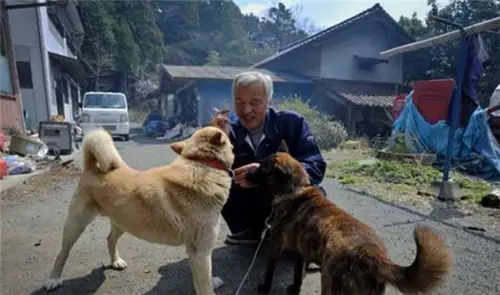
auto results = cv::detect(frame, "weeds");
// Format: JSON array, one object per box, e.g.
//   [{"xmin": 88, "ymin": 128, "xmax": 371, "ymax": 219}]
[
  {"xmin": 278, "ymin": 96, "xmax": 348, "ymax": 149},
  {"xmin": 329, "ymin": 157, "xmax": 493, "ymax": 204}
]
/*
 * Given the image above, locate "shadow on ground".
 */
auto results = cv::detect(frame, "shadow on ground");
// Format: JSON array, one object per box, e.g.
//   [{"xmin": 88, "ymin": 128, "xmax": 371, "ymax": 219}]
[
  {"xmin": 28, "ymin": 245, "xmax": 296, "ymax": 295},
  {"xmin": 144, "ymin": 245, "xmax": 296, "ymax": 295},
  {"xmin": 28, "ymin": 266, "xmax": 109, "ymax": 295}
]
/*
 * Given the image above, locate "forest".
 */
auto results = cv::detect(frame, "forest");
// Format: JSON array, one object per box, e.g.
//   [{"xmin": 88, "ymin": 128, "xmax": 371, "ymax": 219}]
[{"xmin": 77, "ymin": 0, "xmax": 500, "ymax": 105}]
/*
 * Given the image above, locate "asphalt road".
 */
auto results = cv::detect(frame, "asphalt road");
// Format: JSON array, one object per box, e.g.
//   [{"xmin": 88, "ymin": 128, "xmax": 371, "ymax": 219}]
[{"xmin": 1, "ymin": 128, "xmax": 500, "ymax": 295}]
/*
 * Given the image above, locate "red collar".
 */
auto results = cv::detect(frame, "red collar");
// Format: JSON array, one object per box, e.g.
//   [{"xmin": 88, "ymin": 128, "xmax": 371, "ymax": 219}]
[{"xmin": 187, "ymin": 157, "xmax": 234, "ymax": 177}]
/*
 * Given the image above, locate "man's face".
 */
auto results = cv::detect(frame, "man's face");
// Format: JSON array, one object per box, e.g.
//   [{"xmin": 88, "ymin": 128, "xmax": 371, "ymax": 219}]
[{"xmin": 234, "ymin": 83, "xmax": 268, "ymax": 131}]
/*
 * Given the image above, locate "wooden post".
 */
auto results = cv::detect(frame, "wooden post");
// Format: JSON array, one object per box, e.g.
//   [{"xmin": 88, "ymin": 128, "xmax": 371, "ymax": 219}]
[
  {"xmin": 380, "ymin": 16, "xmax": 500, "ymax": 58},
  {"xmin": 347, "ymin": 104, "xmax": 354, "ymax": 134}
]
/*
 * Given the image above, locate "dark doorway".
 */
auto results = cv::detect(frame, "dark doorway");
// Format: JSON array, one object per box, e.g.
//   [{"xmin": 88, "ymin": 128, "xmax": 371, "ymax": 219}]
[{"xmin": 55, "ymin": 78, "xmax": 64, "ymax": 116}]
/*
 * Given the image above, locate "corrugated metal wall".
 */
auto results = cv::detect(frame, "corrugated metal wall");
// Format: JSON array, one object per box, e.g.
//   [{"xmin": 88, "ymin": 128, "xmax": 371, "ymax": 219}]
[{"xmin": 0, "ymin": 95, "xmax": 23, "ymax": 130}]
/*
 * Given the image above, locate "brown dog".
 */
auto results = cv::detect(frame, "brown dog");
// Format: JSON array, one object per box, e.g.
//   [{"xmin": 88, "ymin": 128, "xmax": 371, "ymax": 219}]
[{"xmin": 246, "ymin": 149, "xmax": 453, "ymax": 295}]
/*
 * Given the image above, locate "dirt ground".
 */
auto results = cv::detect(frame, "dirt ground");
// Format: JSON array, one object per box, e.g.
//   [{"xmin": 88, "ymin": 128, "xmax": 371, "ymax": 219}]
[{"xmin": 1, "ymin": 137, "xmax": 500, "ymax": 295}]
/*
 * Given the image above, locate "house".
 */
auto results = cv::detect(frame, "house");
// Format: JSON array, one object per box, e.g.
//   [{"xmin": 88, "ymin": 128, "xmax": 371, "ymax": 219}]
[
  {"xmin": 0, "ymin": 1, "xmax": 24, "ymax": 132},
  {"xmin": 6, "ymin": 0, "xmax": 86, "ymax": 131},
  {"xmin": 149, "ymin": 3, "xmax": 413, "ymax": 136},
  {"xmin": 149, "ymin": 65, "xmax": 312, "ymax": 126}
]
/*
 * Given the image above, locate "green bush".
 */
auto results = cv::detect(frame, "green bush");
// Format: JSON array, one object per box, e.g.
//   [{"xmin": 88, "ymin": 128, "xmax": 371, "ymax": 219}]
[{"xmin": 277, "ymin": 95, "xmax": 348, "ymax": 149}]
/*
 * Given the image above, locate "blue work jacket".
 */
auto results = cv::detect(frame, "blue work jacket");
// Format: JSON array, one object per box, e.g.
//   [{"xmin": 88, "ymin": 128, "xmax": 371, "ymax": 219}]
[{"xmin": 229, "ymin": 107, "xmax": 326, "ymax": 185}]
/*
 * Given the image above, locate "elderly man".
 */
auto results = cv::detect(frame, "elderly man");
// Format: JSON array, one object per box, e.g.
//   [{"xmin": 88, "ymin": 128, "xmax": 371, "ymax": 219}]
[{"xmin": 214, "ymin": 71, "xmax": 326, "ymax": 245}]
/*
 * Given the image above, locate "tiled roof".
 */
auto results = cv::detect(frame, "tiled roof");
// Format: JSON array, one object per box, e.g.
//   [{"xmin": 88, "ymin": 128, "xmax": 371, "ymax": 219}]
[
  {"xmin": 251, "ymin": 3, "xmax": 413, "ymax": 68},
  {"xmin": 322, "ymin": 79, "xmax": 407, "ymax": 107},
  {"xmin": 161, "ymin": 65, "xmax": 312, "ymax": 84}
]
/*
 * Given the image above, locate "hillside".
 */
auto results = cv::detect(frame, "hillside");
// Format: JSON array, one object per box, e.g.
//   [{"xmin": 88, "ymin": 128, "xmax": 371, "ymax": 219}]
[
  {"xmin": 78, "ymin": 0, "xmax": 311, "ymax": 103},
  {"xmin": 78, "ymin": 0, "xmax": 500, "ymax": 106}
]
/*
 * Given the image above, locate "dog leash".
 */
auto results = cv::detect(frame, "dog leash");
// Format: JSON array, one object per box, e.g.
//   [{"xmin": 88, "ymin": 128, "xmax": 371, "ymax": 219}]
[{"xmin": 233, "ymin": 211, "xmax": 273, "ymax": 295}]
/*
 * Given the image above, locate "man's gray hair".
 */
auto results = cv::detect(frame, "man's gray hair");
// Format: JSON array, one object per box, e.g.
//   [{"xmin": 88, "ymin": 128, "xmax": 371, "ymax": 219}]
[{"xmin": 232, "ymin": 71, "xmax": 274, "ymax": 105}]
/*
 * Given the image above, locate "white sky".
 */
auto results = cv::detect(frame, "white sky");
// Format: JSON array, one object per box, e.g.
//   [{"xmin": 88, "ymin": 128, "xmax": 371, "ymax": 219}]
[{"xmin": 234, "ymin": 0, "xmax": 450, "ymax": 28}]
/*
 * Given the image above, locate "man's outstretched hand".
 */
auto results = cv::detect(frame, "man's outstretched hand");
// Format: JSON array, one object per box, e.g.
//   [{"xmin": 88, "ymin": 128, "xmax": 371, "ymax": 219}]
[{"xmin": 234, "ymin": 163, "xmax": 260, "ymax": 188}]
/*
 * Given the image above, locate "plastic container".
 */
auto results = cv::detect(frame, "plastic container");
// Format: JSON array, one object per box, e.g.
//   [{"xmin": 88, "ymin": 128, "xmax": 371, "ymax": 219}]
[
  {"xmin": 412, "ymin": 79, "xmax": 456, "ymax": 124},
  {"xmin": 0, "ymin": 158, "xmax": 7, "ymax": 180},
  {"xmin": 8, "ymin": 134, "xmax": 45, "ymax": 156}
]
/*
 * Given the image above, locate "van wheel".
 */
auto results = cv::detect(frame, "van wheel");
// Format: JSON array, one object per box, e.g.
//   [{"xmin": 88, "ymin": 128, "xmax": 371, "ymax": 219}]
[{"xmin": 123, "ymin": 135, "xmax": 130, "ymax": 141}]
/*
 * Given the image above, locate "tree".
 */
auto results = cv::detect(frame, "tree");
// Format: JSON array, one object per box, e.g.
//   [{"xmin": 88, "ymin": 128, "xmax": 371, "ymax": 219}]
[
  {"xmin": 78, "ymin": 1, "xmax": 116, "ymax": 91},
  {"xmin": 291, "ymin": 4, "xmax": 324, "ymax": 35},
  {"xmin": 260, "ymin": 2, "xmax": 308, "ymax": 49},
  {"xmin": 205, "ymin": 50, "xmax": 221, "ymax": 66}
]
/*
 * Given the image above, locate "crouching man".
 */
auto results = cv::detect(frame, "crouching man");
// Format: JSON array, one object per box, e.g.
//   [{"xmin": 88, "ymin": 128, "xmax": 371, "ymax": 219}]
[{"xmin": 213, "ymin": 71, "xmax": 327, "ymax": 245}]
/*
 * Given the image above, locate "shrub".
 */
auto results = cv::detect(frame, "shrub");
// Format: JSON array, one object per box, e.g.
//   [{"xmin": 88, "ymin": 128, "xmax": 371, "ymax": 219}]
[{"xmin": 277, "ymin": 95, "xmax": 348, "ymax": 149}]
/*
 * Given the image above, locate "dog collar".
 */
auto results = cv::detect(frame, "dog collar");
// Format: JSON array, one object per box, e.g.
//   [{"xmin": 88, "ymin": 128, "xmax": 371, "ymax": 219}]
[{"xmin": 188, "ymin": 157, "xmax": 234, "ymax": 178}]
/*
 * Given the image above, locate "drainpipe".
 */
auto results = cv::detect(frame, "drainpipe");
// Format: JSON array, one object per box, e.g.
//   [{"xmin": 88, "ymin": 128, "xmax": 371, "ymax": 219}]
[{"xmin": 36, "ymin": 1, "xmax": 52, "ymax": 120}]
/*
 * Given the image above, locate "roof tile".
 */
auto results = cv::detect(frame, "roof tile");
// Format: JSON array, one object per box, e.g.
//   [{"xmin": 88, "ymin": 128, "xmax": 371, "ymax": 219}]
[
  {"xmin": 322, "ymin": 79, "xmax": 407, "ymax": 107},
  {"xmin": 161, "ymin": 65, "xmax": 312, "ymax": 84}
]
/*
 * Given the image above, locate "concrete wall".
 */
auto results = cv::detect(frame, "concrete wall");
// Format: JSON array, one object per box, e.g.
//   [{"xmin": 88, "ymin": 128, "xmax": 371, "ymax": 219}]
[
  {"xmin": 196, "ymin": 80, "xmax": 312, "ymax": 125},
  {"xmin": 8, "ymin": 6, "xmax": 49, "ymax": 130},
  {"xmin": 264, "ymin": 46, "xmax": 322, "ymax": 78},
  {"xmin": 259, "ymin": 18, "xmax": 405, "ymax": 85},
  {"xmin": 319, "ymin": 21, "xmax": 403, "ymax": 84}
]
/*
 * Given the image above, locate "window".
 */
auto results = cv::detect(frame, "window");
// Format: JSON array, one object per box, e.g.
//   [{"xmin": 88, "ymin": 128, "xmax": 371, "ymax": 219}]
[
  {"xmin": 0, "ymin": 15, "xmax": 13, "ymax": 95},
  {"xmin": 82, "ymin": 93, "xmax": 127, "ymax": 109},
  {"xmin": 16, "ymin": 61, "xmax": 33, "ymax": 89}
]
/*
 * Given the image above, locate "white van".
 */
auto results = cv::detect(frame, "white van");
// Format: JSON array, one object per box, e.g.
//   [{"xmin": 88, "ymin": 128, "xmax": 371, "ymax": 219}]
[{"xmin": 79, "ymin": 91, "xmax": 130, "ymax": 141}]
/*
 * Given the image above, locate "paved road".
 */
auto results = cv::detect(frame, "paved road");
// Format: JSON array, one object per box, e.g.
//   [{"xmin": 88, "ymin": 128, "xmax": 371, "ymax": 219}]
[{"xmin": 2, "ymin": 128, "xmax": 500, "ymax": 295}]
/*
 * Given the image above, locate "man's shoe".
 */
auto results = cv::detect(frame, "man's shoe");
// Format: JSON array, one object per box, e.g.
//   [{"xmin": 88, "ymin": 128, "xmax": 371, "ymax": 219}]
[{"xmin": 225, "ymin": 230, "xmax": 264, "ymax": 245}]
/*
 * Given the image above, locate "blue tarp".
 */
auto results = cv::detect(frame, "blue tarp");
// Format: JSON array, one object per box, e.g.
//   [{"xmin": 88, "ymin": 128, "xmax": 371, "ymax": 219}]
[
  {"xmin": 142, "ymin": 113, "xmax": 169, "ymax": 137},
  {"xmin": 392, "ymin": 92, "xmax": 500, "ymax": 180}
]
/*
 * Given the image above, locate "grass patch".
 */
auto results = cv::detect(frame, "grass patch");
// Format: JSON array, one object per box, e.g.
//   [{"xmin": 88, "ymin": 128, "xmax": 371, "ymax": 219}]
[
  {"xmin": 327, "ymin": 152, "xmax": 494, "ymax": 205},
  {"xmin": 454, "ymin": 176, "xmax": 492, "ymax": 203},
  {"xmin": 335, "ymin": 159, "xmax": 441, "ymax": 186}
]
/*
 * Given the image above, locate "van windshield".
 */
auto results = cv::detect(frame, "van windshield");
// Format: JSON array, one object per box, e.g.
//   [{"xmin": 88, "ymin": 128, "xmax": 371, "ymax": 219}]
[{"xmin": 83, "ymin": 93, "xmax": 127, "ymax": 109}]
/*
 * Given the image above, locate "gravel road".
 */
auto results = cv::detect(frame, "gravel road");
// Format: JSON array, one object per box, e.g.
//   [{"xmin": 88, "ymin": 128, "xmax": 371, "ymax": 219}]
[{"xmin": 1, "ymin": 129, "xmax": 499, "ymax": 295}]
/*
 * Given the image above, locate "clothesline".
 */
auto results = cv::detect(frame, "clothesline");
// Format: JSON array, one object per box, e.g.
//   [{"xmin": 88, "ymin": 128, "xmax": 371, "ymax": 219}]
[{"xmin": 380, "ymin": 16, "xmax": 500, "ymax": 58}]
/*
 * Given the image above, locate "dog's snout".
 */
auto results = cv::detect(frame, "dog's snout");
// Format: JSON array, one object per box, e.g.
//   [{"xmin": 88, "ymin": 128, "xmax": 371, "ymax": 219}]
[{"xmin": 246, "ymin": 169, "xmax": 261, "ymax": 184}]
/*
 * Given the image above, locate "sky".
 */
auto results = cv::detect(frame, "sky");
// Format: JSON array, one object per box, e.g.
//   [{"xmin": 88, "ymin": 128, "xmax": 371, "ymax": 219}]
[{"xmin": 234, "ymin": 0, "xmax": 451, "ymax": 28}]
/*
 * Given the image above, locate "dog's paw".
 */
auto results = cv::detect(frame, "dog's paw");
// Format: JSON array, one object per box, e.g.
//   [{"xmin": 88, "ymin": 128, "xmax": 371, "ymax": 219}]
[
  {"xmin": 44, "ymin": 279, "xmax": 63, "ymax": 291},
  {"xmin": 287, "ymin": 284, "xmax": 301, "ymax": 294},
  {"xmin": 111, "ymin": 258, "xmax": 128, "ymax": 270},
  {"xmin": 257, "ymin": 283, "xmax": 271, "ymax": 294},
  {"xmin": 212, "ymin": 276, "xmax": 224, "ymax": 290}
]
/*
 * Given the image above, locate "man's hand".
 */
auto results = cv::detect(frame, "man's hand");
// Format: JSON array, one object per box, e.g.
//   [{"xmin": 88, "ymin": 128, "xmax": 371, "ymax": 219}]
[
  {"xmin": 211, "ymin": 108, "xmax": 230, "ymax": 135},
  {"xmin": 234, "ymin": 163, "xmax": 260, "ymax": 188}
]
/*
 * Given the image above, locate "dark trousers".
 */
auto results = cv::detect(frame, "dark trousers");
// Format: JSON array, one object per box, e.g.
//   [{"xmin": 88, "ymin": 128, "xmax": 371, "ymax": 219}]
[
  {"xmin": 221, "ymin": 185, "xmax": 271, "ymax": 235},
  {"xmin": 221, "ymin": 184, "xmax": 327, "ymax": 235}
]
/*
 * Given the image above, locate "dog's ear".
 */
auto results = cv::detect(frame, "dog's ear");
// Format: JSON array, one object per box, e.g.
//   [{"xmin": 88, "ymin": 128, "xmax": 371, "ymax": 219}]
[
  {"xmin": 210, "ymin": 131, "xmax": 224, "ymax": 146},
  {"xmin": 169, "ymin": 140, "xmax": 186, "ymax": 155},
  {"xmin": 278, "ymin": 140, "xmax": 289, "ymax": 153}
]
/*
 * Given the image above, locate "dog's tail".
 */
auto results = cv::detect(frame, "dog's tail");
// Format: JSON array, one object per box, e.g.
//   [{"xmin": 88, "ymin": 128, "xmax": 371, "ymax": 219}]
[
  {"xmin": 382, "ymin": 226, "xmax": 453, "ymax": 294},
  {"xmin": 82, "ymin": 128, "xmax": 126, "ymax": 173}
]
